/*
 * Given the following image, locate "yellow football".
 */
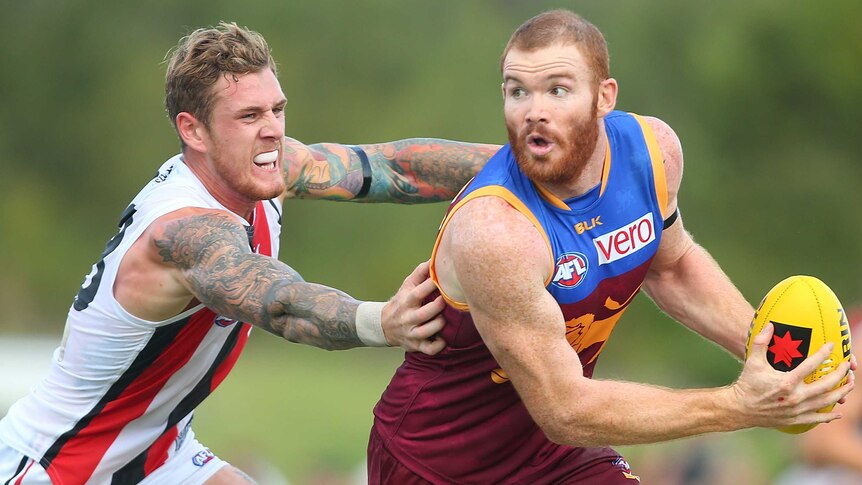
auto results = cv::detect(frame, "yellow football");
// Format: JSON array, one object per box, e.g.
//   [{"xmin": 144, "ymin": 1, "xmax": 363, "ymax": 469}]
[{"xmin": 745, "ymin": 275, "xmax": 852, "ymax": 434}]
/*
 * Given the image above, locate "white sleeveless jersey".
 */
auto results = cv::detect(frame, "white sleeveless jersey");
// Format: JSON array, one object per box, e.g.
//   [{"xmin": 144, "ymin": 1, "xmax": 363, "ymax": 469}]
[{"xmin": 0, "ymin": 156, "xmax": 282, "ymax": 484}]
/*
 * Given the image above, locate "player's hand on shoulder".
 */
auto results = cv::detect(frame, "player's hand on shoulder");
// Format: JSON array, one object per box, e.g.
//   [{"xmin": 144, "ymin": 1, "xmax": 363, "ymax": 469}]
[
  {"xmin": 730, "ymin": 323, "xmax": 854, "ymax": 430},
  {"xmin": 381, "ymin": 260, "xmax": 447, "ymax": 355}
]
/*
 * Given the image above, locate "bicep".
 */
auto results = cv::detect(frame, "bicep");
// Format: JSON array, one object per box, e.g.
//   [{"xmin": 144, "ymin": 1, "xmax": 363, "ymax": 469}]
[
  {"xmin": 151, "ymin": 210, "xmax": 363, "ymax": 348},
  {"xmin": 468, "ymin": 286, "xmax": 579, "ymax": 385},
  {"xmin": 645, "ymin": 211, "xmax": 696, "ymax": 277},
  {"xmin": 151, "ymin": 210, "xmax": 300, "ymax": 318},
  {"xmin": 447, "ymin": 199, "xmax": 585, "ymax": 414},
  {"xmin": 642, "ymin": 116, "xmax": 693, "ymax": 276},
  {"xmin": 461, "ymin": 251, "xmax": 586, "ymax": 431}
]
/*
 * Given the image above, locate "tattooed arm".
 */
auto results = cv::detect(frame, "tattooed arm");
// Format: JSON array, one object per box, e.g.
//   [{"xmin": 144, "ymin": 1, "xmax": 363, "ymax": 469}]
[
  {"xmin": 132, "ymin": 208, "xmax": 443, "ymax": 352},
  {"xmin": 281, "ymin": 137, "xmax": 500, "ymax": 203}
]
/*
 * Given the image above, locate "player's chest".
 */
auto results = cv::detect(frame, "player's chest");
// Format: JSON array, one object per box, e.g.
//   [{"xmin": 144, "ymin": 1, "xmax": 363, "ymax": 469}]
[{"xmin": 543, "ymin": 206, "xmax": 661, "ymax": 304}]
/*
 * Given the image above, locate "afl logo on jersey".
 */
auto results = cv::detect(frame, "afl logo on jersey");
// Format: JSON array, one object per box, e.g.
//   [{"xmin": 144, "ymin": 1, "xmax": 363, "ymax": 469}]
[
  {"xmin": 192, "ymin": 449, "xmax": 215, "ymax": 467},
  {"xmin": 552, "ymin": 252, "xmax": 589, "ymax": 289},
  {"xmin": 214, "ymin": 316, "xmax": 237, "ymax": 327}
]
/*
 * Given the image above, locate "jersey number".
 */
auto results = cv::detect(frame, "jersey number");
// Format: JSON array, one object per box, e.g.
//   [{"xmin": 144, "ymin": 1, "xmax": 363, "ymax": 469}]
[{"xmin": 73, "ymin": 204, "xmax": 137, "ymax": 311}]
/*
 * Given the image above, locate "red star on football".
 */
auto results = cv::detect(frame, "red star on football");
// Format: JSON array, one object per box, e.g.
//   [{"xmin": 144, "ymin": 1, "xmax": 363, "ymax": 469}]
[{"xmin": 769, "ymin": 331, "xmax": 804, "ymax": 367}]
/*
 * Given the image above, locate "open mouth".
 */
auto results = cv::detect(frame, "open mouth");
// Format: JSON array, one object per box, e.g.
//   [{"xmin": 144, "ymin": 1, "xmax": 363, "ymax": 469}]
[
  {"xmin": 253, "ymin": 149, "xmax": 279, "ymax": 171},
  {"xmin": 526, "ymin": 134, "xmax": 555, "ymax": 156}
]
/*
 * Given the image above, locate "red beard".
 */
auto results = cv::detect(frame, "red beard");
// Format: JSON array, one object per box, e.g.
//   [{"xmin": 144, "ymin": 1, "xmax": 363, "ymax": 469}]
[{"xmin": 507, "ymin": 106, "xmax": 600, "ymax": 187}]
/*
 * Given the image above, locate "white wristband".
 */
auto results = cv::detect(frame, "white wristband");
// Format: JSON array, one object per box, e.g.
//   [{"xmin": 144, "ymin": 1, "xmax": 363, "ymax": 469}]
[{"xmin": 356, "ymin": 301, "xmax": 390, "ymax": 347}]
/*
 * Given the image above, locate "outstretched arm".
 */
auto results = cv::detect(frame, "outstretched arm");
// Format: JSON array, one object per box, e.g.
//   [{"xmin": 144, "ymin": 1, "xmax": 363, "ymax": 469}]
[
  {"xmin": 150, "ymin": 208, "xmax": 443, "ymax": 352},
  {"xmin": 640, "ymin": 116, "xmax": 753, "ymax": 358},
  {"xmin": 439, "ymin": 196, "xmax": 851, "ymax": 448},
  {"xmin": 282, "ymin": 137, "xmax": 500, "ymax": 203}
]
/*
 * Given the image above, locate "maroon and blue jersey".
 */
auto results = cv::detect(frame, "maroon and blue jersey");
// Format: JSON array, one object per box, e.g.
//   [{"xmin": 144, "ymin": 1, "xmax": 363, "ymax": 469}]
[{"xmin": 371, "ymin": 111, "xmax": 669, "ymax": 483}]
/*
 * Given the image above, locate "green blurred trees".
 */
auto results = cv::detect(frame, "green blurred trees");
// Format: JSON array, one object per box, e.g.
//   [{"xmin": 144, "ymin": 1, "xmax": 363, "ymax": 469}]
[
  {"xmin": 1, "ymin": 0, "xmax": 859, "ymax": 388},
  {"xmin": 2, "ymin": 1, "xmax": 860, "ymax": 481}
]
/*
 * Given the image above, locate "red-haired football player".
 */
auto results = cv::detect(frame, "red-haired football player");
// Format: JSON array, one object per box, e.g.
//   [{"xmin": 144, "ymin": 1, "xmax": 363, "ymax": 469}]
[{"xmin": 365, "ymin": 9, "xmax": 854, "ymax": 484}]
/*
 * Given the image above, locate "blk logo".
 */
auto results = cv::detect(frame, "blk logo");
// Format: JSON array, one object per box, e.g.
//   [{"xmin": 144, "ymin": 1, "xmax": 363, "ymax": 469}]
[{"xmin": 575, "ymin": 216, "xmax": 602, "ymax": 235}]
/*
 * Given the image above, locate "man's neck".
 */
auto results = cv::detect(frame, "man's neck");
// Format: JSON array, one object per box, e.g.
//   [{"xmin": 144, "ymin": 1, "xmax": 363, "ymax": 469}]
[{"xmin": 182, "ymin": 151, "xmax": 256, "ymax": 221}]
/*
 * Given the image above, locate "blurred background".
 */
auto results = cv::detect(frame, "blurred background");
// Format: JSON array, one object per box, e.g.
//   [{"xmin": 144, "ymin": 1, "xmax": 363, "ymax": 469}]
[{"xmin": 1, "ymin": 0, "xmax": 860, "ymax": 483}]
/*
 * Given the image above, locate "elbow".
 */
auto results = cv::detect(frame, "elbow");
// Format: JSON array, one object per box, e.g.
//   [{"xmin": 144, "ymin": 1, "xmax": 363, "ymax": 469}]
[
  {"xmin": 540, "ymin": 421, "xmax": 599, "ymax": 448},
  {"xmin": 541, "ymin": 423, "xmax": 574, "ymax": 446},
  {"xmin": 534, "ymin": 407, "xmax": 600, "ymax": 448},
  {"xmin": 525, "ymin": 379, "xmax": 608, "ymax": 447}
]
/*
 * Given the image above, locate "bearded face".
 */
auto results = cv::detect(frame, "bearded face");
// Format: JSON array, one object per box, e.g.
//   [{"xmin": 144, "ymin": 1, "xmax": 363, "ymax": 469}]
[
  {"xmin": 501, "ymin": 43, "xmax": 605, "ymax": 189},
  {"xmin": 506, "ymin": 96, "xmax": 600, "ymax": 186}
]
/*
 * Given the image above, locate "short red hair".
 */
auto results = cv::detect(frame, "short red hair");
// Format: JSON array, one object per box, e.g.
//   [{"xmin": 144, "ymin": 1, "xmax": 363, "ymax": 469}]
[{"xmin": 500, "ymin": 10, "xmax": 609, "ymax": 85}]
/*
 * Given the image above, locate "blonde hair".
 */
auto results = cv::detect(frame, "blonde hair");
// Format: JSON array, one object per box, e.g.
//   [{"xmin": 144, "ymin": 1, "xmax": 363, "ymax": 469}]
[{"xmin": 164, "ymin": 22, "xmax": 276, "ymax": 143}]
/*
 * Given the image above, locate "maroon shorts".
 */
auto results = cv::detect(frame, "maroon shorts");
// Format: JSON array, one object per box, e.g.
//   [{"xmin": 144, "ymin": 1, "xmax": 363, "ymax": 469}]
[{"xmin": 367, "ymin": 428, "xmax": 639, "ymax": 485}]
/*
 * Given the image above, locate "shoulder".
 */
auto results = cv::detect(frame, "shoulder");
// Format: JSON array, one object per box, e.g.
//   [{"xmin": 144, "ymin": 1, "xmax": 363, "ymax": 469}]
[
  {"xmin": 445, "ymin": 196, "xmax": 552, "ymax": 288},
  {"xmin": 149, "ymin": 207, "xmax": 246, "ymax": 240},
  {"xmin": 641, "ymin": 115, "xmax": 683, "ymax": 205},
  {"xmin": 135, "ymin": 165, "xmax": 214, "ymax": 213},
  {"xmin": 146, "ymin": 208, "xmax": 250, "ymax": 268}
]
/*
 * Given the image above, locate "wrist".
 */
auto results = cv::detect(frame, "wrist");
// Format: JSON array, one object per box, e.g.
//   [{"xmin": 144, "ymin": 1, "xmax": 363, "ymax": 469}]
[
  {"xmin": 715, "ymin": 384, "xmax": 749, "ymax": 432},
  {"xmin": 356, "ymin": 301, "xmax": 390, "ymax": 347}
]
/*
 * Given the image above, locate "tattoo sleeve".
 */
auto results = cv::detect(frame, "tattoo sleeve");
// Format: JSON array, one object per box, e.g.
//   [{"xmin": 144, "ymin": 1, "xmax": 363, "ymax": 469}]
[
  {"xmin": 153, "ymin": 212, "xmax": 364, "ymax": 350},
  {"xmin": 283, "ymin": 138, "xmax": 499, "ymax": 203}
]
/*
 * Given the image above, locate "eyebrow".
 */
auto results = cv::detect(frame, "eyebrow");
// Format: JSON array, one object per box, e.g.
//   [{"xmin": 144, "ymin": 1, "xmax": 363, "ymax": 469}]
[
  {"xmin": 236, "ymin": 98, "xmax": 288, "ymax": 114},
  {"xmin": 503, "ymin": 73, "xmax": 577, "ymax": 84}
]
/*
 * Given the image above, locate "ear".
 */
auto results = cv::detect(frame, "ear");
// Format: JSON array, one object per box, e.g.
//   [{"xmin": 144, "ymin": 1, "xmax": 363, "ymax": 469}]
[
  {"xmin": 500, "ymin": 82, "xmax": 506, "ymax": 100},
  {"xmin": 596, "ymin": 78, "xmax": 618, "ymax": 117},
  {"xmin": 176, "ymin": 112, "xmax": 208, "ymax": 153}
]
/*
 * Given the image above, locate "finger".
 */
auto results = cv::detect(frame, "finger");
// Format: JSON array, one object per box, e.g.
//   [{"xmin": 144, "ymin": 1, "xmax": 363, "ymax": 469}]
[
  {"xmin": 748, "ymin": 322, "xmax": 775, "ymax": 362},
  {"xmin": 790, "ymin": 342, "xmax": 835, "ymax": 381},
  {"xmin": 809, "ymin": 375, "xmax": 852, "ymax": 410},
  {"xmin": 792, "ymin": 409, "xmax": 843, "ymax": 427},
  {"xmin": 851, "ymin": 354, "xmax": 858, "ymax": 371},
  {"xmin": 411, "ymin": 295, "xmax": 446, "ymax": 323},
  {"xmin": 409, "ymin": 277, "xmax": 441, "ymax": 305},
  {"xmin": 812, "ymin": 381, "xmax": 854, "ymax": 413},
  {"xmin": 401, "ymin": 260, "xmax": 431, "ymax": 290},
  {"xmin": 836, "ymin": 368, "xmax": 855, "ymax": 399},
  {"xmin": 806, "ymin": 360, "xmax": 852, "ymax": 394},
  {"xmin": 802, "ymin": 362, "xmax": 850, "ymax": 400},
  {"xmin": 418, "ymin": 336, "xmax": 447, "ymax": 356},
  {"xmin": 410, "ymin": 314, "xmax": 445, "ymax": 340},
  {"xmin": 837, "ymin": 370, "xmax": 855, "ymax": 404}
]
